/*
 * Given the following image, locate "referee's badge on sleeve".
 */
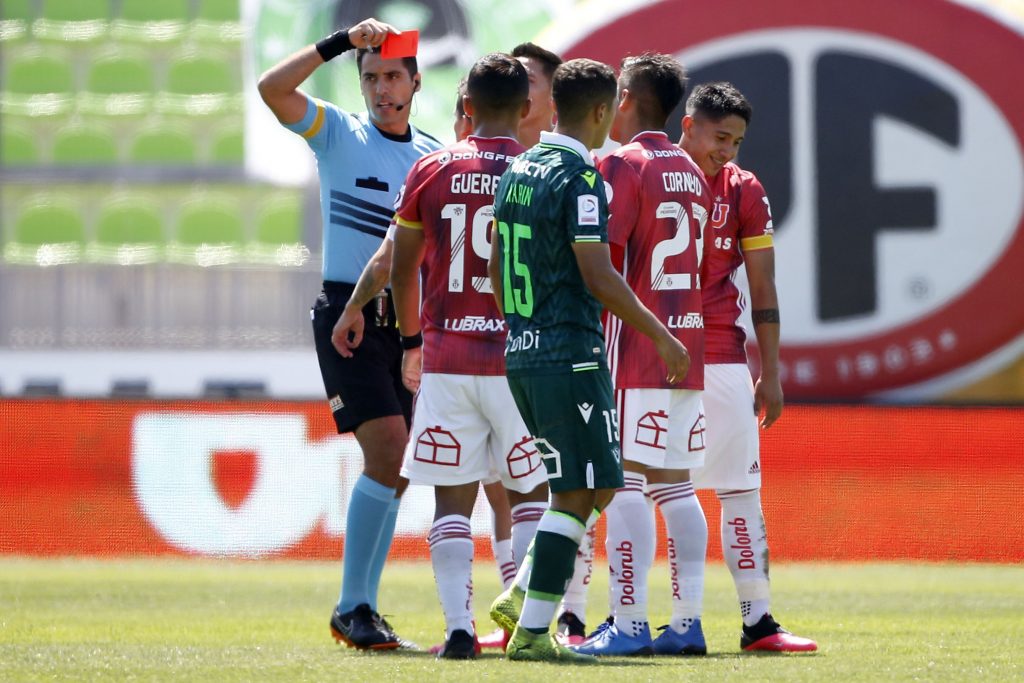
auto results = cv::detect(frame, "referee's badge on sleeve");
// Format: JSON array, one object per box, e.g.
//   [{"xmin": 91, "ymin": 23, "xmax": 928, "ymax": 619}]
[{"xmin": 578, "ymin": 194, "xmax": 600, "ymax": 225}]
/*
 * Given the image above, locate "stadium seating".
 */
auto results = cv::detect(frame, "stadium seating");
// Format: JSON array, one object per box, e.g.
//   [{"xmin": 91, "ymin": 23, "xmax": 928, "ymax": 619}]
[
  {"xmin": 87, "ymin": 195, "xmax": 166, "ymax": 265},
  {"xmin": 5, "ymin": 197, "xmax": 86, "ymax": 266},
  {"xmin": 129, "ymin": 123, "xmax": 197, "ymax": 165},
  {"xmin": 32, "ymin": 0, "xmax": 109, "ymax": 42},
  {"xmin": 80, "ymin": 48, "xmax": 155, "ymax": 116},
  {"xmin": 193, "ymin": 0, "xmax": 244, "ymax": 42},
  {"xmin": 1, "ymin": 47, "xmax": 75, "ymax": 116},
  {"xmin": 157, "ymin": 48, "xmax": 241, "ymax": 116},
  {"xmin": 0, "ymin": 124, "xmax": 38, "ymax": 164},
  {"xmin": 247, "ymin": 193, "xmax": 309, "ymax": 266},
  {"xmin": 168, "ymin": 194, "xmax": 245, "ymax": 266},
  {"xmin": 0, "ymin": 0, "xmax": 32, "ymax": 42},
  {"xmin": 51, "ymin": 123, "xmax": 119, "ymax": 165},
  {"xmin": 112, "ymin": 0, "xmax": 189, "ymax": 42},
  {"xmin": 210, "ymin": 125, "xmax": 244, "ymax": 164}
]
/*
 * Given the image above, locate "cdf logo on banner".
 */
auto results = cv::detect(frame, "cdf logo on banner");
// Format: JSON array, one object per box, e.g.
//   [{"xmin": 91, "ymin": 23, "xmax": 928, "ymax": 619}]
[{"xmin": 555, "ymin": 0, "xmax": 1024, "ymax": 399}]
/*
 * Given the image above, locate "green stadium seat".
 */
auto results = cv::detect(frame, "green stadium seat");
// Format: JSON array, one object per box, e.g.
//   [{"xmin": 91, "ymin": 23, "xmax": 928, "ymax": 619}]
[
  {"xmin": 5, "ymin": 196, "xmax": 85, "ymax": 265},
  {"xmin": 87, "ymin": 194, "xmax": 165, "ymax": 264},
  {"xmin": 156, "ymin": 48, "xmax": 241, "ymax": 116},
  {"xmin": 192, "ymin": 0, "xmax": 244, "ymax": 43},
  {"xmin": 129, "ymin": 123, "xmax": 197, "ymax": 164},
  {"xmin": 80, "ymin": 48, "xmax": 154, "ymax": 116},
  {"xmin": 0, "ymin": 48, "xmax": 75, "ymax": 116},
  {"xmin": 246, "ymin": 192, "xmax": 309, "ymax": 266},
  {"xmin": 0, "ymin": 124, "xmax": 39, "ymax": 164},
  {"xmin": 32, "ymin": 0, "xmax": 110, "ymax": 42},
  {"xmin": 209, "ymin": 125, "xmax": 243, "ymax": 164},
  {"xmin": 0, "ymin": 0, "xmax": 33, "ymax": 42},
  {"xmin": 168, "ymin": 194, "xmax": 244, "ymax": 266},
  {"xmin": 52, "ymin": 124, "xmax": 119, "ymax": 165},
  {"xmin": 112, "ymin": 0, "xmax": 188, "ymax": 42}
]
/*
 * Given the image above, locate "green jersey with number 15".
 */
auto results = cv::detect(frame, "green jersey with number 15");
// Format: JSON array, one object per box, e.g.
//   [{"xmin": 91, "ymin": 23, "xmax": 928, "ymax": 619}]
[{"xmin": 493, "ymin": 132, "xmax": 609, "ymax": 375}]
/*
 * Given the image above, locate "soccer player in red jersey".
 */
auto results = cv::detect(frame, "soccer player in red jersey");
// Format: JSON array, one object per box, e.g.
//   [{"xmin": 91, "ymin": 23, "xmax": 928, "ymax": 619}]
[
  {"xmin": 570, "ymin": 53, "xmax": 712, "ymax": 657},
  {"xmin": 680, "ymin": 81, "xmax": 817, "ymax": 652},
  {"xmin": 389, "ymin": 53, "xmax": 550, "ymax": 659}
]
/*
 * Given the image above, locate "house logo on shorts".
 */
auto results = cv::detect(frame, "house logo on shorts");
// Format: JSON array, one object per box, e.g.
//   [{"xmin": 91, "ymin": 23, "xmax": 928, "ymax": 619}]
[
  {"xmin": 507, "ymin": 435, "xmax": 543, "ymax": 479},
  {"xmin": 414, "ymin": 426, "xmax": 461, "ymax": 466},
  {"xmin": 635, "ymin": 410, "xmax": 669, "ymax": 450},
  {"xmin": 689, "ymin": 413, "xmax": 707, "ymax": 452}
]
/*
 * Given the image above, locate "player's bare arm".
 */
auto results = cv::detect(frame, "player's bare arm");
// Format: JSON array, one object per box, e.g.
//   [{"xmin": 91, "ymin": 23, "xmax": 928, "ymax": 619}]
[
  {"xmin": 572, "ymin": 242, "xmax": 690, "ymax": 384},
  {"xmin": 257, "ymin": 17, "xmax": 399, "ymax": 124},
  {"xmin": 331, "ymin": 239, "xmax": 393, "ymax": 358},
  {"xmin": 390, "ymin": 226, "xmax": 427, "ymax": 393},
  {"xmin": 745, "ymin": 247, "xmax": 783, "ymax": 429}
]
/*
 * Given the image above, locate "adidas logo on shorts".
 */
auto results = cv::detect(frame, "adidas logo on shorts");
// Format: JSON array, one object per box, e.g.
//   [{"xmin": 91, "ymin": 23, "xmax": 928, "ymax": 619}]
[
  {"xmin": 748, "ymin": 461, "xmax": 760, "ymax": 475},
  {"xmin": 329, "ymin": 395, "xmax": 344, "ymax": 413}
]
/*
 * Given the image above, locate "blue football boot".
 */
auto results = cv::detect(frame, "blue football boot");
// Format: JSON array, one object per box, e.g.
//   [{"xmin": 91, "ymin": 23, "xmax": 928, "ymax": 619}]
[
  {"xmin": 652, "ymin": 618, "xmax": 707, "ymax": 656},
  {"xmin": 570, "ymin": 619, "xmax": 653, "ymax": 657}
]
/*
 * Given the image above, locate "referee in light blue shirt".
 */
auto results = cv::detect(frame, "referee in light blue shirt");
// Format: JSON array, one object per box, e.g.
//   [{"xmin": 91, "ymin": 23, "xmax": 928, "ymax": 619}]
[{"xmin": 258, "ymin": 16, "xmax": 440, "ymax": 652}]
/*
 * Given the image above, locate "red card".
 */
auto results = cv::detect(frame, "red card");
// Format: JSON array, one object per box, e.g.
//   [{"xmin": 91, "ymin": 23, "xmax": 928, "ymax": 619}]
[{"xmin": 380, "ymin": 29, "xmax": 419, "ymax": 59}]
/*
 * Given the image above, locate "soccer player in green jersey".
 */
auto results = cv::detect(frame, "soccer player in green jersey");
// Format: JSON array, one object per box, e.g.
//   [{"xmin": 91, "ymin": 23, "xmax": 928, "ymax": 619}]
[{"xmin": 487, "ymin": 58, "xmax": 691, "ymax": 663}]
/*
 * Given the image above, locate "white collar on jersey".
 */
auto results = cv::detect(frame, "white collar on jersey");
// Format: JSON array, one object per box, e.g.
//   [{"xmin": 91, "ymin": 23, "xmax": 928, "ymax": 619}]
[{"xmin": 538, "ymin": 131, "xmax": 595, "ymax": 166}]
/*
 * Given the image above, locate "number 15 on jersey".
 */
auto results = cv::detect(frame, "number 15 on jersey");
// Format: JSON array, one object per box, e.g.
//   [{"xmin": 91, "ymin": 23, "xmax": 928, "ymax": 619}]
[{"xmin": 496, "ymin": 220, "xmax": 534, "ymax": 318}]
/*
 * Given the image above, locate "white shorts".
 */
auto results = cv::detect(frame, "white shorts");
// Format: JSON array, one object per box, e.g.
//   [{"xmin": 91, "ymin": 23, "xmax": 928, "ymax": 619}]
[
  {"xmin": 617, "ymin": 388, "xmax": 705, "ymax": 470},
  {"xmin": 401, "ymin": 374, "xmax": 547, "ymax": 494},
  {"xmin": 691, "ymin": 363, "xmax": 762, "ymax": 491}
]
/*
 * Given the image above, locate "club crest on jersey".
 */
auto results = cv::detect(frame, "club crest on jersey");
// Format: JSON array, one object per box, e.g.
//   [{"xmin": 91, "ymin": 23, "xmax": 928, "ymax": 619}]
[
  {"xmin": 578, "ymin": 194, "xmax": 600, "ymax": 225},
  {"xmin": 709, "ymin": 202, "xmax": 729, "ymax": 230}
]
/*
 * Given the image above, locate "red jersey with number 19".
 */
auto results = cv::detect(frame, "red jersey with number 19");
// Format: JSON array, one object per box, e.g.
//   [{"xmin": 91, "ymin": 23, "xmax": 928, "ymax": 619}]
[
  {"xmin": 394, "ymin": 135, "xmax": 525, "ymax": 375},
  {"xmin": 599, "ymin": 131, "xmax": 712, "ymax": 390},
  {"xmin": 700, "ymin": 161, "xmax": 775, "ymax": 364}
]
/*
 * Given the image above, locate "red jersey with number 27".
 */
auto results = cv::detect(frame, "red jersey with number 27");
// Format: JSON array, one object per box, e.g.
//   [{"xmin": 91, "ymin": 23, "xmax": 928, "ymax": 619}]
[
  {"xmin": 394, "ymin": 136, "xmax": 525, "ymax": 375},
  {"xmin": 701, "ymin": 161, "xmax": 775, "ymax": 364},
  {"xmin": 599, "ymin": 132, "xmax": 712, "ymax": 390}
]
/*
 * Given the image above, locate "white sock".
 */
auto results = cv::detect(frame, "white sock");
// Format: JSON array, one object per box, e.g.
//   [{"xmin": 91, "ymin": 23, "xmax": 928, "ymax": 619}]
[
  {"xmin": 718, "ymin": 489, "xmax": 771, "ymax": 627},
  {"xmin": 606, "ymin": 473, "xmax": 653, "ymax": 630},
  {"xmin": 649, "ymin": 480, "xmax": 706, "ymax": 633},
  {"xmin": 558, "ymin": 508, "xmax": 599, "ymax": 620},
  {"xmin": 512, "ymin": 540, "xmax": 532, "ymax": 594},
  {"xmin": 428, "ymin": 514, "xmax": 475, "ymax": 637},
  {"xmin": 510, "ymin": 501, "xmax": 546, "ymax": 571},
  {"xmin": 492, "ymin": 537, "xmax": 515, "ymax": 589}
]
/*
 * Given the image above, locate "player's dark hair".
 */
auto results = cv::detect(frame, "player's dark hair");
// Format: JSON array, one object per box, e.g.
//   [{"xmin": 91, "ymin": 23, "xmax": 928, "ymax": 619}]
[
  {"xmin": 466, "ymin": 52, "xmax": 529, "ymax": 116},
  {"xmin": 355, "ymin": 48, "xmax": 418, "ymax": 77},
  {"xmin": 685, "ymin": 81, "xmax": 752, "ymax": 124},
  {"xmin": 551, "ymin": 58, "xmax": 617, "ymax": 125},
  {"xmin": 454, "ymin": 76, "xmax": 468, "ymax": 118},
  {"xmin": 619, "ymin": 53, "xmax": 687, "ymax": 127},
  {"xmin": 510, "ymin": 42, "xmax": 563, "ymax": 80}
]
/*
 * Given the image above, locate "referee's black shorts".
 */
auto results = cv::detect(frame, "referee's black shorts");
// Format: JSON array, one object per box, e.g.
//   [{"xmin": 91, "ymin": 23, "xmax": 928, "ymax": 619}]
[{"xmin": 310, "ymin": 281, "xmax": 413, "ymax": 434}]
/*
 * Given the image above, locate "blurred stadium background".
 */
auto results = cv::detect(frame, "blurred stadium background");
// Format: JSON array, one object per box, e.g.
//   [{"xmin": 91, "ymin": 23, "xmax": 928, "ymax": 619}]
[{"xmin": 1, "ymin": 0, "xmax": 1023, "ymax": 563}]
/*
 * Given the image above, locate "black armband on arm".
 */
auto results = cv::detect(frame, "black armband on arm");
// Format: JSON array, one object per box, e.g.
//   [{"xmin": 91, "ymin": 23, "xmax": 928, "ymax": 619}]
[
  {"xmin": 400, "ymin": 332, "xmax": 423, "ymax": 350},
  {"xmin": 752, "ymin": 309, "xmax": 781, "ymax": 325},
  {"xmin": 315, "ymin": 29, "xmax": 355, "ymax": 62}
]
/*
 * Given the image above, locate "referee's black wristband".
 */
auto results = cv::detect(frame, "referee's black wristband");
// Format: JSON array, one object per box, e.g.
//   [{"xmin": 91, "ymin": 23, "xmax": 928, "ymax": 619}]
[
  {"xmin": 315, "ymin": 28, "xmax": 355, "ymax": 62},
  {"xmin": 400, "ymin": 332, "xmax": 423, "ymax": 350}
]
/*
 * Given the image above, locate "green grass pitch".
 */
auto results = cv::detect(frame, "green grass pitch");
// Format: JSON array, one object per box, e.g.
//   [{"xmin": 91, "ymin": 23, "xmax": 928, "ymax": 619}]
[{"xmin": 1, "ymin": 558, "xmax": 1020, "ymax": 681}]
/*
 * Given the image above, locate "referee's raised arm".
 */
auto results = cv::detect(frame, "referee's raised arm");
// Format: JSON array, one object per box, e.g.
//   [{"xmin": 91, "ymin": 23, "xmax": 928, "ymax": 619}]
[{"xmin": 257, "ymin": 18, "xmax": 400, "ymax": 124}]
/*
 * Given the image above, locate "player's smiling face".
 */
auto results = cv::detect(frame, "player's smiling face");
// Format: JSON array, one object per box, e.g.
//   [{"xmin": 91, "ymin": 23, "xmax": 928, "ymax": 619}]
[
  {"xmin": 359, "ymin": 52, "xmax": 418, "ymax": 134},
  {"xmin": 681, "ymin": 113, "xmax": 747, "ymax": 178}
]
